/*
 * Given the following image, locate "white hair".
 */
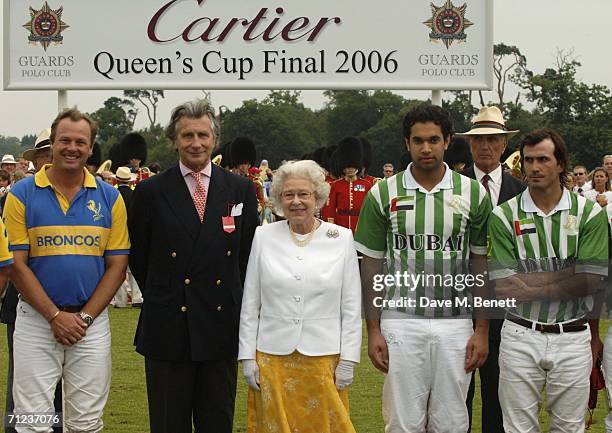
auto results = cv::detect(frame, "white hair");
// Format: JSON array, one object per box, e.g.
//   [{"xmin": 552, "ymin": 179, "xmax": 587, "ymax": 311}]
[{"xmin": 269, "ymin": 160, "xmax": 330, "ymax": 211}]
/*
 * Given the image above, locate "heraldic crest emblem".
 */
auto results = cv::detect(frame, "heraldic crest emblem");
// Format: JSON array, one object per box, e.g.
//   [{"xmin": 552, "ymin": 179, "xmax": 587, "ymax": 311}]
[
  {"xmin": 423, "ymin": 0, "xmax": 473, "ymax": 49},
  {"xmin": 23, "ymin": 2, "xmax": 69, "ymax": 51}
]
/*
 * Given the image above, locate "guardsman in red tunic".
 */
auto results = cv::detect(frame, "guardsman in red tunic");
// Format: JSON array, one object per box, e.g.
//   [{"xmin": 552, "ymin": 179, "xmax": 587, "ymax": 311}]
[
  {"xmin": 230, "ymin": 136, "xmax": 266, "ymax": 224},
  {"xmin": 327, "ymin": 137, "xmax": 372, "ymax": 234},
  {"xmin": 109, "ymin": 132, "xmax": 149, "ymax": 187},
  {"xmin": 229, "ymin": 136, "xmax": 256, "ymax": 177}
]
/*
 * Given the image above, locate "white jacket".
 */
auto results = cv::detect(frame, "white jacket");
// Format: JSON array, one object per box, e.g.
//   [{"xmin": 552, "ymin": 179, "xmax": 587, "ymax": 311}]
[{"xmin": 238, "ymin": 220, "xmax": 362, "ymax": 363}]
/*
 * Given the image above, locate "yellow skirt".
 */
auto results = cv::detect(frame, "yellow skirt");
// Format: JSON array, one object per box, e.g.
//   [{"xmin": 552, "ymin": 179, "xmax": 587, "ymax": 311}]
[{"xmin": 247, "ymin": 351, "xmax": 356, "ymax": 433}]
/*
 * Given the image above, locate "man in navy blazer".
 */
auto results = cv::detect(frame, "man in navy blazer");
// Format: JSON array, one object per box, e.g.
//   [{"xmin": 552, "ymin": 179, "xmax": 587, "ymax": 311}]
[{"xmin": 129, "ymin": 99, "xmax": 258, "ymax": 433}]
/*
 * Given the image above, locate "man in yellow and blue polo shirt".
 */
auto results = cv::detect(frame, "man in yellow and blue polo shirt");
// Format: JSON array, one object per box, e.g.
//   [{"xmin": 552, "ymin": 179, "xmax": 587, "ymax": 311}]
[{"xmin": 3, "ymin": 108, "xmax": 129, "ymax": 433}]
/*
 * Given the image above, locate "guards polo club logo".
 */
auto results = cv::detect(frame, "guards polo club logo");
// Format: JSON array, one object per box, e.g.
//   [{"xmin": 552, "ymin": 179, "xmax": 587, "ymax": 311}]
[
  {"xmin": 23, "ymin": 2, "xmax": 69, "ymax": 51},
  {"xmin": 423, "ymin": 0, "xmax": 473, "ymax": 49}
]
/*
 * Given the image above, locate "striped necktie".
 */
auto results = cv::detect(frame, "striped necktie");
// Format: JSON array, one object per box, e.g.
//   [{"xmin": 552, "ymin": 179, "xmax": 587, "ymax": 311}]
[{"xmin": 481, "ymin": 174, "xmax": 491, "ymax": 195}]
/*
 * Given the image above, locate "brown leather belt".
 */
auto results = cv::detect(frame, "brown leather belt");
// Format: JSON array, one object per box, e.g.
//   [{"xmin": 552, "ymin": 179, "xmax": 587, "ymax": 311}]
[
  {"xmin": 57, "ymin": 304, "xmax": 85, "ymax": 313},
  {"xmin": 337, "ymin": 209, "xmax": 360, "ymax": 216},
  {"xmin": 506, "ymin": 314, "xmax": 587, "ymax": 333}
]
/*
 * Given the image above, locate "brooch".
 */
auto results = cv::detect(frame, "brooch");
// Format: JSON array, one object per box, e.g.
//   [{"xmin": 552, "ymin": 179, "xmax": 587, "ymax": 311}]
[{"xmin": 326, "ymin": 228, "xmax": 339, "ymax": 238}]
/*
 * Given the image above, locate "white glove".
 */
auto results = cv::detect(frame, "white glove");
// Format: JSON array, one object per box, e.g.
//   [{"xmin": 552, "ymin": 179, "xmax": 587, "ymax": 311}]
[
  {"xmin": 242, "ymin": 359, "xmax": 260, "ymax": 391},
  {"xmin": 335, "ymin": 359, "xmax": 356, "ymax": 390}
]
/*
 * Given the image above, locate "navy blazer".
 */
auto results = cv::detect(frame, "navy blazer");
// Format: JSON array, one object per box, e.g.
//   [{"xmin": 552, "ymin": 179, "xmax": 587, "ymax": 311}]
[{"xmin": 129, "ymin": 163, "xmax": 258, "ymax": 361}]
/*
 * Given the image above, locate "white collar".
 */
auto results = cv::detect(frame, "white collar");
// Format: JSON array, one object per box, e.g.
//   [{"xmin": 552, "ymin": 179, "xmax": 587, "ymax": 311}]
[
  {"xmin": 403, "ymin": 162, "xmax": 453, "ymax": 193},
  {"xmin": 521, "ymin": 187, "xmax": 571, "ymax": 217},
  {"xmin": 473, "ymin": 164, "xmax": 502, "ymax": 185}
]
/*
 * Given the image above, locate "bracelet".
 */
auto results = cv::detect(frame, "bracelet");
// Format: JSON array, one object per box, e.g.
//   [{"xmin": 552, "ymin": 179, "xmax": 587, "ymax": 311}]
[{"xmin": 48, "ymin": 310, "xmax": 60, "ymax": 323}]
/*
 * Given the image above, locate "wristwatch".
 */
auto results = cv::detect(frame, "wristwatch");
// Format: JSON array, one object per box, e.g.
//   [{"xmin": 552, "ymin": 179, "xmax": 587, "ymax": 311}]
[{"xmin": 78, "ymin": 312, "xmax": 94, "ymax": 328}]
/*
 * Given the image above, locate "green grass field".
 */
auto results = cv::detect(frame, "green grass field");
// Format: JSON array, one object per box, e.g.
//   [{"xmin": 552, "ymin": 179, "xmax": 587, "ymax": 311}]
[{"xmin": 0, "ymin": 309, "xmax": 609, "ymax": 432}]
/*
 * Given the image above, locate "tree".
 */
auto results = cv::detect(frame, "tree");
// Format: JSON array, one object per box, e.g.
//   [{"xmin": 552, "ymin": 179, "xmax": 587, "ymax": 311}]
[
  {"xmin": 322, "ymin": 90, "xmax": 407, "ymax": 145},
  {"xmin": 220, "ymin": 92, "xmax": 325, "ymax": 167},
  {"xmin": 516, "ymin": 50, "xmax": 612, "ymax": 168},
  {"xmin": 263, "ymin": 90, "xmax": 301, "ymax": 106},
  {"xmin": 443, "ymin": 91, "xmax": 478, "ymax": 134},
  {"xmin": 488, "ymin": 43, "xmax": 527, "ymax": 109},
  {"xmin": 90, "ymin": 97, "xmax": 137, "ymax": 156},
  {"xmin": 138, "ymin": 124, "xmax": 175, "ymax": 169},
  {"xmin": 20, "ymin": 134, "xmax": 36, "ymax": 149},
  {"xmin": 123, "ymin": 90, "xmax": 165, "ymax": 129},
  {"xmin": 0, "ymin": 136, "xmax": 23, "ymax": 157}
]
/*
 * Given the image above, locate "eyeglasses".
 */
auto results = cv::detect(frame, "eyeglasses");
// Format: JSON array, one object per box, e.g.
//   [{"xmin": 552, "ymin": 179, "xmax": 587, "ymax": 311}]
[
  {"xmin": 573, "ymin": 172, "xmax": 585, "ymax": 176},
  {"xmin": 281, "ymin": 191, "xmax": 314, "ymax": 201}
]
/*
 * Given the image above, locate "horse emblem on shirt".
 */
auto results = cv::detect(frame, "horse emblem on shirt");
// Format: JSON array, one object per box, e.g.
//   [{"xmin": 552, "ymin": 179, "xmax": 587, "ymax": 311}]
[{"xmin": 87, "ymin": 200, "xmax": 104, "ymax": 222}]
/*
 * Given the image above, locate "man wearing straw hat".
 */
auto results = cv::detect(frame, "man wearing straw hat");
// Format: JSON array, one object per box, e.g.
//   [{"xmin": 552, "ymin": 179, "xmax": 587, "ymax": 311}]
[
  {"xmin": 112, "ymin": 167, "xmax": 143, "ymax": 309},
  {"xmin": 1, "ymin": 155, "xmax": 18, "ymax": 179},
  {"xmin": 458, "ymin": 106, "xmax": 526, "ymax": 433}
]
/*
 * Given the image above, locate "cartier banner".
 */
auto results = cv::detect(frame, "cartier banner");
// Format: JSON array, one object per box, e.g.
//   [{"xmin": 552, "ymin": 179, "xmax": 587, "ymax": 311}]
[{"xmin": 4, "ymin": 0, "xmax": 493, "ymax": 90}]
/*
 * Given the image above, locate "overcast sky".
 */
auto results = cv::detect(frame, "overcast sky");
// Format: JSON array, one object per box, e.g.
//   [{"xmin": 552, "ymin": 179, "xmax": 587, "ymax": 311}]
[{"xmin": 0, "ymin": 0, "xmax": 609, "ymax": 137}]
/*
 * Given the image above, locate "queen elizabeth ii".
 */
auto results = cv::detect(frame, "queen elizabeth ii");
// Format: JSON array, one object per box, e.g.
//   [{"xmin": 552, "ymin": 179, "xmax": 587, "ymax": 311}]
[{"xmin": 238, "ymin": 159, "xmax": 362, "ymax": 433}]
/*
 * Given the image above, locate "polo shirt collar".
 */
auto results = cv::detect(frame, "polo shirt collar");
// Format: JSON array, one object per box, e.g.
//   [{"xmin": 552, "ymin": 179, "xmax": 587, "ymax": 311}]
[
  {"xmin": 35, "ymin": 164, "xmax": 97, "ymax": 189},
  {"xmin": 521, "ymin": 187, "xmax": 570, "ymax": 217},
  {"xmin": 403, "ymin": 162, "xmax": 453, "ymax": 193}
]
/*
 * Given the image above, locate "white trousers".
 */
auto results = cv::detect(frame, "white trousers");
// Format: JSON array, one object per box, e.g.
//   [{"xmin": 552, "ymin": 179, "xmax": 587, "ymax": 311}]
[
  {"xmin": 13, "ymin": 300, "xmax": 112, "ymax": 433},
  {"xmin": 499, "ymin": 319, "xmax": 591, "ymax": 433},
  {"xmin": 380, "ymin": 318, "xmax": 473, "ymax": 433},
  {"xmin": 113, "ymin": 267, "xmax": 142, "ymax": 307},
  {"xmin": 602, "ymin": 324, "xmax": 612, "ymax": 433}
]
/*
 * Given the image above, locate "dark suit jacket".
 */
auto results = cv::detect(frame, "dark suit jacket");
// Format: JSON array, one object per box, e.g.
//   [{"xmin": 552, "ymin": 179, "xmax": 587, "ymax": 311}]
[
  {"xmin": 129, "ymin": 164, "xmax": 258, "ymax": 361},
  {"xmin": 462, "ymin": 165, "xmax": 526, "ymax": 341},
  {"xmin": 117, "ymin": 184, "xmax": 134, "ymax": 210}
]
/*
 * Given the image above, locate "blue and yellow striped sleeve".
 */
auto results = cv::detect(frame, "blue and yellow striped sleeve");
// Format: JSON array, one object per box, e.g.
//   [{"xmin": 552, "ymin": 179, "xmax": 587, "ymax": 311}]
[
  {"xmin": 3, "ymin": 192, "xmax": 29, "ymax": 252},
  {"xmin": 0, "ymin": 218, "xmax": 14, "ymax": 267},
  {"xmin": 105, "ymin": 194, "xmax": 130, "ymax": 256}
]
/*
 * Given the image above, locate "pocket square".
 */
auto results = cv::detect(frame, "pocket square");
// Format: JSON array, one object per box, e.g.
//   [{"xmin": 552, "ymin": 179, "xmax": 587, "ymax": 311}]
[{"xmin": 230, "ymin": 203, "xmax": 243, "ymax": 217}]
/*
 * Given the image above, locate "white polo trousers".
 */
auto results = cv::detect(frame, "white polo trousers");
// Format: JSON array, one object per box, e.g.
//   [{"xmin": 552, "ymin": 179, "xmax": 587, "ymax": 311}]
[
  {"xmin": 13, "ymin": 300, "xmax": 111, "ymax": 433},
  {"xmin": 602, "ymin": 324, "xmax": 612, "ymax": 433},
  {"xmin": 380, "ymin": 318, "xmax": 473, "ymax": 433},
  {"xmin": 498, "ymin": 319, "xmax": 591, "ymax": 433}
]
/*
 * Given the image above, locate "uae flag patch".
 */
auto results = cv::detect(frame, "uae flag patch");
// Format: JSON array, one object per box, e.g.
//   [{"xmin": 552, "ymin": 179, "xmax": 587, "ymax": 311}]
[
  {"xmin": 514, "ymin": 218, "xmax": 536, "ymax": 236},
  {"xmin": 390, "ymin": 196, "xmax": 415, "ymax": 211}
]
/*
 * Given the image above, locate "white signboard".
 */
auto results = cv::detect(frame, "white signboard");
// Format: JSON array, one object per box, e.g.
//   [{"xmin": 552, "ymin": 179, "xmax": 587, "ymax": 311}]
[{"xmin": 4, "ymin": 0, "xmax": 493, "ymax": 90}]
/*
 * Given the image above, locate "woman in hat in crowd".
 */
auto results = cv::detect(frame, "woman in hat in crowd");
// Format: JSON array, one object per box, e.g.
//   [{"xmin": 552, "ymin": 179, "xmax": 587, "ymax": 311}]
[
  {"xmin": 584, "ymin": 167, "xmax": 612, "ymax": 207},
  {"xmin": 238, "ymin": 159, "xmax": 362, "ymax": 433}
]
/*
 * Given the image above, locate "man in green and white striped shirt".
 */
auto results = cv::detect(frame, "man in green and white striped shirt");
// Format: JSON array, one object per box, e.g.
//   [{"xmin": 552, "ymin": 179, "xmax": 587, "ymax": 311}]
[
  {"xmin": 355, "ymin": 104, "xmax": 492, "ymax": 433},
  {"xmin": 488, "ymin": 129, "xmax": 608, "ymax": 433}
]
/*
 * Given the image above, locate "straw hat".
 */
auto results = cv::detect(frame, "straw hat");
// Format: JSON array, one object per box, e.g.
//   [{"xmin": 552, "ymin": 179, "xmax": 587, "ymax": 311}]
[
  {"xmin": 22, "ymin": 129, "xmax": 52, "ymax": 161},
  {"xmin": 112, "ymin": 166, "xmax": 137, "ymax": 183},
  {"xmin": 456, "ymin": 106, "xmax": 519, "ymax": 137},
  {"xmin": 1, "ymin": 154, "xmax": 17, "ymax": 165}
]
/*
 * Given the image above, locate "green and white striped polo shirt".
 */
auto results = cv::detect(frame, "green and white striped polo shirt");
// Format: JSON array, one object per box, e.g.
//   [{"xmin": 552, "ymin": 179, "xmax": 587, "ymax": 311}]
[
  {"xmin": 355, "ymin": 163, "xmax": 491, "ymax": 317},
  {"xmin": 488, "ymin": 188, "xmax": 608, "ymax": 324}
]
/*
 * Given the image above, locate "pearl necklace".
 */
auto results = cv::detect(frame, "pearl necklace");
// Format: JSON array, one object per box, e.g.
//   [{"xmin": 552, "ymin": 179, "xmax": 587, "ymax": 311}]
[{"xmin": 288, "ymin": 219, "xmax": 319, "ymax": 247}]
